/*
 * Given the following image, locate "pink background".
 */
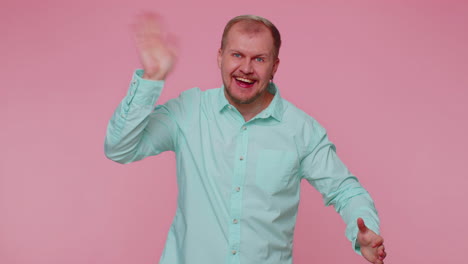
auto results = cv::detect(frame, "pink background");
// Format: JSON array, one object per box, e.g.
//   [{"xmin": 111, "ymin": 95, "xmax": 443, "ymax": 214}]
[{"xmin": 2, "ymin": 0, "xmax": 467, "ymax": 263}]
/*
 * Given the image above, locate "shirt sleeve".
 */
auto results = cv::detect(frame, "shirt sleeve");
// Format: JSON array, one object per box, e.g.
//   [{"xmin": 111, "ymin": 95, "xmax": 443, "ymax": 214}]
[
  {"xmin": 299, "ymin": 121, "xmax": 380, "ymax": 255},
  {"xmin": 104, "ymin": 69, "xmax": 179, "ymax": 164}
]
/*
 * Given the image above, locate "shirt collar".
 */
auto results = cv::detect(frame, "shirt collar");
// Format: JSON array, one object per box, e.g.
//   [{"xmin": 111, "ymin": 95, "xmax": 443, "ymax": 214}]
[{"xmin": 218, "ymin": 82, "xmax": 284, "ymax": 122}]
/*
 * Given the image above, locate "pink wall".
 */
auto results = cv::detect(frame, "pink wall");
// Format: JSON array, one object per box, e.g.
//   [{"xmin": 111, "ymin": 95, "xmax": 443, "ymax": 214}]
[{"xmin": 2, "ymin": 0, "xmax": 467, "ymax": 263}]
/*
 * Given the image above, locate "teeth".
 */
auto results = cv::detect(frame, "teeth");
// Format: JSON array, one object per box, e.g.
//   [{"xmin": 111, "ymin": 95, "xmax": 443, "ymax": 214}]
[{"xmin": 235, "ymin": 77, "xmax": 255, "ymax": 84}]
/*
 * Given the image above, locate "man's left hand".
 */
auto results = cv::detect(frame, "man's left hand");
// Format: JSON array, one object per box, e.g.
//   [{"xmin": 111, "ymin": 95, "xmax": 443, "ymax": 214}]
[{"xmin": 357, "ymin": 218, "xmax": 387, "ymax": 264}]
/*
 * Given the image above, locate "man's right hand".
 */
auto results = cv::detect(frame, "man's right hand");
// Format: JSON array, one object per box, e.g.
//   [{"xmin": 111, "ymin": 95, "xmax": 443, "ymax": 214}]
[{"xmin": 133, "ymin": 13, "xmax": 177, "ymax": 81}]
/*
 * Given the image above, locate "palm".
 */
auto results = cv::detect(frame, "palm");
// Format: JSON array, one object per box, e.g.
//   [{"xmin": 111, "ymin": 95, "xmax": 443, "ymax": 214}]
[
  {"xmin": 357, "ymin": 218, "xmax": 386, "ymax": 264},
  {"xmin": 134, "ymin": 13, "xmax": 176, "ymax": 80}
]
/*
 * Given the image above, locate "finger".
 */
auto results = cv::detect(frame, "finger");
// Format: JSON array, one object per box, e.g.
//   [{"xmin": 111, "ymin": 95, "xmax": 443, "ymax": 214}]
[
  {"xmin": 372, "ymin": 236, "xmax": 384, "ymax": 248},
  {"xmin": 357, "ymin": 217, "xmax": 367, "ymax": 233},
  {"xmin": 378, "ymin": 246, "xmax": 384, "ymax": 256},
  {"xmin": 134, "ymin": 12, "xmax": 164, "ymax": 37},
  {"xmin": 137, "ymin": 11, "xmax": 163, "ymax": 30},
  {"xmin": 378, "ymin": 244, "xmax": 385, "ymax": 253},
  {"xmin": 378, "ymin": 246, "xmax": 387, "ymax": 260}
]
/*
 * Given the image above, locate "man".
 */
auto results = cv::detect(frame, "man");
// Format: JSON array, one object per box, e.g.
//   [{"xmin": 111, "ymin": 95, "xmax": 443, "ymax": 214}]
[{"xmin": 105, "ymin": 14, "xmax": 387, "ymax": 264}]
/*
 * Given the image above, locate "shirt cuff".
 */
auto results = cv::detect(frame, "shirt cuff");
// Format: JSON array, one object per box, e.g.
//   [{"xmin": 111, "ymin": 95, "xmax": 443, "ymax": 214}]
[{"xmin": 124, "ymin": 69, "xmax": 165, "ymax": 106}]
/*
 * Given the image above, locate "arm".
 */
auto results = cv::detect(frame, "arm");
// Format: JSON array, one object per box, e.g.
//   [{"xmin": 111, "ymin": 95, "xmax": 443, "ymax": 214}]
[
  {"xmin": 300, "ymin": 121, "xmax": 386, "ymax": 262},
  {"xmin": 104, "ymin": 70, "xmax": 177, "ymax": 163},
  {"xmin": 104, "ymin": 13, "xmax": 178, "ymax": 163}
]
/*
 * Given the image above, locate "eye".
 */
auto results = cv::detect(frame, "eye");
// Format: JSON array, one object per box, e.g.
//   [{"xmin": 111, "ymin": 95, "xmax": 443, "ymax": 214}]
[
  {"xmin": 233, "ymin": 53, "xmax": 241, "ymax": 58},
  {"xmin": 255, "ymin": 57, "xmax": 264, "ymax": 62}
]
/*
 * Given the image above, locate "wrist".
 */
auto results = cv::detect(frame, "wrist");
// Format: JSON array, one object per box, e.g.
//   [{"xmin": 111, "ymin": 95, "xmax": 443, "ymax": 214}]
[{"xmin": 142, "ymin": 71, "xmax": 166, "ymax": 81}]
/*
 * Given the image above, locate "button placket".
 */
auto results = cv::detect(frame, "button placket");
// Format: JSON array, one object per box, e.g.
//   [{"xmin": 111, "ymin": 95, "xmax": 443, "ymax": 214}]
[{"xmin": 227, "ymin": 122, "xmax": 249, "ymax": 263}]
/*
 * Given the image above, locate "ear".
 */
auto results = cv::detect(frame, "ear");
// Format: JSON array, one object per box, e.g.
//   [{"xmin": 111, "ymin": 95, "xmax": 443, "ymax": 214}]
[
  {"xmin": 217, "ymin": 48, "xmax": 223, "ymax": 69},
  {"xmin": 272, "ymin": 57, "xmax": 280, "ymax": 76}
]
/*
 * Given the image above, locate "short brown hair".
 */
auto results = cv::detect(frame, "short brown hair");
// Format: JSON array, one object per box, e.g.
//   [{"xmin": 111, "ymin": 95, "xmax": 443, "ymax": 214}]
[{"xmin": 221, "ymin": 15, "xmax": 282, "ymax": 58}]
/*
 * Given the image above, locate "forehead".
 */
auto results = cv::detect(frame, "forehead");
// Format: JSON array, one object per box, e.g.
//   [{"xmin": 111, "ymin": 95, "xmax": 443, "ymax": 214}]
[
  {"xmin": 231, "ymin": 20, "xmax": 270, "ymax": 36},
  {"xmin": 225, "ymin": 21, "xmax": 274, "ymax": 55}
]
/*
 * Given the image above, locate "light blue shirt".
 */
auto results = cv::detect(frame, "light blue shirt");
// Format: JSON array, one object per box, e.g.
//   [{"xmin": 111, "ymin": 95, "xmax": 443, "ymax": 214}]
[{"xmin": 105, "ymin": 70, "xmax": 380, "ymax": 264}]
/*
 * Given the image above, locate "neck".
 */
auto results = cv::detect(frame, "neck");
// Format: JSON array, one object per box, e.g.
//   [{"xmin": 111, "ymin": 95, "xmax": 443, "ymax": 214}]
[{"xmin": 232, "ymin": 91, "xmax": 274, "ymax": 122}]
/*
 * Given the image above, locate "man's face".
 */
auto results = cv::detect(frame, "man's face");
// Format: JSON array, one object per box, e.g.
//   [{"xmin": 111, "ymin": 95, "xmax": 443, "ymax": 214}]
[{"xmin": 217, "ymin": 23, "xmax": 279, "ymax": 106}]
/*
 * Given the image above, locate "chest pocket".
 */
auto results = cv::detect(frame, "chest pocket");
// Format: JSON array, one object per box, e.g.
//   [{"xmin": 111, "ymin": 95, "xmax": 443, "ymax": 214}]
[{"xmin": 255, "ymin": 149, "xmax": 298, "ymax": 194}]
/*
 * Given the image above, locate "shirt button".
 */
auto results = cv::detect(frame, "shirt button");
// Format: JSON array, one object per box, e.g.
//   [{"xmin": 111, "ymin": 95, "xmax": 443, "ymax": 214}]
[
  {"xmin": 242, "ymin": 126, "xmax": 247, "ymax": 130},
  {"xmin": 233, "ymin": 219, "xmax": 238, "ymax": 224},
  {"xmin": 121, "ymin": 113, "xmax": 125, "ymax": 118},
  {"xmin": 235, "ymin": 187, "xmax": 240, "ymax": 192},
  {"xmin": 231, "ymin": 250, "xmax": 237, "ymax": 255},
  {"xmin": 239, "ymin": 156, "xmax": 244, "ymax": 161},
  {"xmin": 228, "ymin": 105, "xmax": 233, "ymax": 110},
  {"xmin": 132, "ymin": 80, "xmax": 137, "ymax": 86}
]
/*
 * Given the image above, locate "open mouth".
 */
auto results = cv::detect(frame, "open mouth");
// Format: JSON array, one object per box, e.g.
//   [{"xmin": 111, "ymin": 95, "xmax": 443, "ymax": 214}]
[{"xmin": 234, "ymin": 77, "xmax": 256, "ymax": 88}]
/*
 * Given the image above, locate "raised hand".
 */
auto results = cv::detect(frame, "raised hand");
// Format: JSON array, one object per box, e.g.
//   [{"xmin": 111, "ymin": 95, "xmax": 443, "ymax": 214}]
[
  {"xmin": 357, "ymin": 218, "xmax": 387, "ymax": 264},
  {"xmin": 133, "ymin": 13, "xmax": 177, "ymax": 80}
]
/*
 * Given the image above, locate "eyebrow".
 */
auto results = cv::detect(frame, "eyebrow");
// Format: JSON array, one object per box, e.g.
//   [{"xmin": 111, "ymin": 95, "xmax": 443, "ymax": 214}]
[{"xmin": 228, "ymin": 49, "xmax": 270, "ymax": 57}]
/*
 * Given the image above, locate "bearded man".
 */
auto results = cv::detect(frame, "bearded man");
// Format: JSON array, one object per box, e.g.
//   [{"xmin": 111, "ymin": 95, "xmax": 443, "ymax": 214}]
[{"xmin": 105, "ymin": 14, "xmax": 387, "ymax": 264}]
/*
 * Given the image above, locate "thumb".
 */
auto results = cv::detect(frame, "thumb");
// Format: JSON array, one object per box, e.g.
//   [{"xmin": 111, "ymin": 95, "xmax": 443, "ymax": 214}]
[{"xmin": 357, "ymin": 217, "xmax": 368, "ymax": 233}]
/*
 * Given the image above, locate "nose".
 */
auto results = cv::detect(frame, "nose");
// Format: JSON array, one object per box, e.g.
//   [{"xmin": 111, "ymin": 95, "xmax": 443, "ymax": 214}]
[{"xmin": 240, "ymin": 58, "xmax": 253, "ymax": 75}]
